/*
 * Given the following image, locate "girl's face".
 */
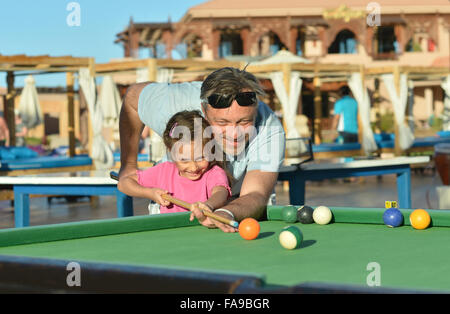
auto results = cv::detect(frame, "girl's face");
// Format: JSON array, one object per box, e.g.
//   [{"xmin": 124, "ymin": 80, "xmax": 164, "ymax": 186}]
[{"xmin": 171, "ymin": 141, "xmax": 210, "ymax": 181}]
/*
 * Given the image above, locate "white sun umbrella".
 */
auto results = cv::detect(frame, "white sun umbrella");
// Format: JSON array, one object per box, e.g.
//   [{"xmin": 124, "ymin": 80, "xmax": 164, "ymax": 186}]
[
  {"xmin": 381, "ymin": 73, "xmax": 414, "ymax": 150},
  {"xmin": 78, "ymin": 68, "xmax": 114, "ymax": 169},
  {"xmin": 97, "ymin": 75, "xmax": 121, "ymax": 128},
  {"xmin": 18, "ymin": 75, "xmax": 43, "ymax": 129},
  {"xmin": 348, "ymin": 72, "xmax": 377, "ymax": 154},
  {"xmin": 252, "ymin": 50, "xmax": 311, "ymax": 65},
  {"xmin": 441, "ymin": 75, "xmax": 450, "ymax": 131}
]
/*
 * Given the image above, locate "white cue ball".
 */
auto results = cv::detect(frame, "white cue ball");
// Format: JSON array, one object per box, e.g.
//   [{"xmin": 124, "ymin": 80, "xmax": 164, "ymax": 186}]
[{"xmin": 313, "ymin": 206, "xmax": 332, "ymax": 225}]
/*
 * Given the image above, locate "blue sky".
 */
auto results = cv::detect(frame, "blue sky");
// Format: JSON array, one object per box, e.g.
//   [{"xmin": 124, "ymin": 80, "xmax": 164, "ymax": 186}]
[{"xmin": 0, "ymin": 0, "xmax": 207, "ymax": 87}]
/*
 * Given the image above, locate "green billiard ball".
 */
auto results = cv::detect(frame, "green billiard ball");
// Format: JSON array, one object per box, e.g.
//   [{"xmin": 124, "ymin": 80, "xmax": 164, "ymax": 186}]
[
  {"xmin": 279, "ymin": 225, "xmax": 303, "ymax": 250},
  {"xmin": 281, "ymin": 206, "xmax": 298, "ymax": 223}
]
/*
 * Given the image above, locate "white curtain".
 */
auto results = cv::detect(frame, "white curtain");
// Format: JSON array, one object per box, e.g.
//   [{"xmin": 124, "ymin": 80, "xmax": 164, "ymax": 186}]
[
  {"xmin": 18, "ymin": 75, "xmax": 43, "ymax": 129},
  {"xmin": 78, "ymin": 68, "xmax": 114, "ymax": 169},
  {"xmin": 441, "ymin": 75, "xmax": 450, "ymax": 131},
  {"xmin": 97, "ymin": 76, "xmax": 121, "ymax": 128},
  {"xmin": 381, "ymin": 73, "xmax": 414, "ymax": 150},
  {"xmin": 270, "ymin": 71, "xmax": 305, "ymax": 156},
  {"xmin": 136, "ymin": 67, "xmax": 174, "ymax": 83},
  {"xmin": 347, "ymin": 73, "xmax": 377, "ymax": 154},
  {"xmin": 156, "ymin": 68, "xmax": 174, "ymax": 83}
]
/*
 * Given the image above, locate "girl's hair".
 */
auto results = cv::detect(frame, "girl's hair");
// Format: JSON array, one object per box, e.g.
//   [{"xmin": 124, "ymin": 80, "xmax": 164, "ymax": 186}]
[{"xmin": 162, "ymin": 110, "xmax": 235, "ymax": 186}]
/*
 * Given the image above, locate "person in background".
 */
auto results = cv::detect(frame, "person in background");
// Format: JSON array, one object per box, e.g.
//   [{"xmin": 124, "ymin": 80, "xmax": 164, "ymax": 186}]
[
  {"xmin": 0, "ymin": 114, "xmax": 9, "ymax": 146},
  {"xmin": 331, "ymin": 86, "xmax": 358, "ymax": 144}
]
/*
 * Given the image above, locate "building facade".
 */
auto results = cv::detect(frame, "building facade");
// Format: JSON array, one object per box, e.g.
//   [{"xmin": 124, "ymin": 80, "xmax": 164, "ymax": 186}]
[{"xmin": 115, "ymin": 0, "xmax": 450, "ymax": 67}]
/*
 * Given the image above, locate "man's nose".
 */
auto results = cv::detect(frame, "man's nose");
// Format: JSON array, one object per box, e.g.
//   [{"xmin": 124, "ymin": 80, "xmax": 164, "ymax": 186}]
[{"xmin": 225, "ymin": 125, "xmax": 244, "ymax": 140}]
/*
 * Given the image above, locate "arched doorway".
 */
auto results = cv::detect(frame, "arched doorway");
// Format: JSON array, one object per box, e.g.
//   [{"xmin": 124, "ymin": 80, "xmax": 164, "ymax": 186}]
[
  {"xmin": 219, "ymin": 30, "xmax": 243, "ymax": 58},
  {"xmin": 258, "ymin": 31, "xmax": 287, "ymax": 56},
  {"xmin": 328, "ymin": 29, "xmax": 358, "ymax": 54}
]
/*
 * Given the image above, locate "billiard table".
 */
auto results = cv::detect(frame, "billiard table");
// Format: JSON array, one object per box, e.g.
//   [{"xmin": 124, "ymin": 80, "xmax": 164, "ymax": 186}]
[{"xmin": 0, "ymin": 206, "xmax": 449, "ymax": 294}]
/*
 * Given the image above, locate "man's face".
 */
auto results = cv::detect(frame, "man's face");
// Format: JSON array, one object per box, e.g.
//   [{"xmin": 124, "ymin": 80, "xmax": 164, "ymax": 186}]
[{"xmin": 203, "ymin": 95, "xmax": 257, "ymax": 156}]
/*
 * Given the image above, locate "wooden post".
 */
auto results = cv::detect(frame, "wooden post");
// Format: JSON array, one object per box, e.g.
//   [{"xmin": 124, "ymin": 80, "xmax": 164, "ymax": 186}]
[
  {"xmin": 373, "ymin": 77, "xmax": 381, "ymax": 133},
  {"xmin": 358, "ymin": 66, "xmax": 365, "ymax": 156},
  {"xmin": 67, "ymin": 72, "xmax": 75, "ymax": 157},
  {"xmin": 6, "ymin": 72, "xmax": 16, "ymax": 147},
  {"xmin": 281, "ymin": 63, "xmax": 291, "ymax": 135},
  {"xmin": 282, "ymin": 63, "xmax": 291, "ymax": 192},
  {"xmin": 313, "ymin": 73, "xmax": 322, "ymax": 144},
  {"xmin": 88, "ymin": 58, "xmax": 95, "ymax": 161},
  {"xmin": 282, "ymin": 63, "xmax": 291, "ymax": 95},
  {"xmin": 393, "ymin": 66, "xmax": 402, "ymax": 156},
  {"xmin": 147, "ymin": 58, "xmax": 157, "ymax": 82}
]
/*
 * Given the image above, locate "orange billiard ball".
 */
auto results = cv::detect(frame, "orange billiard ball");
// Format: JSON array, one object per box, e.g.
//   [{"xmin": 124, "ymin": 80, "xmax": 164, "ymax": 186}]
[
  {"xmin": 239, "ymin": 218, "xmax": 260, "ymax": 240},
  {"xmin": 409, "ymin": 209, "xmax": 431, "ymax": 230}
]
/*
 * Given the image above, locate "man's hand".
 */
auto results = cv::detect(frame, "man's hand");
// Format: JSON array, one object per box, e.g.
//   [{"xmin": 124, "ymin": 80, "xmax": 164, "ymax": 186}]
[
  {"xmin": 221, "ymin": 170, "xmax": 278, "ymax": 222},
  {"xmin": 189, "ymin": 202, "xmax": 237, "ymax": 233}
]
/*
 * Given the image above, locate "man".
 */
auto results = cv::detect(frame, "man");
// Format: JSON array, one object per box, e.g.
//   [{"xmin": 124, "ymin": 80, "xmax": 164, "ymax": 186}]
[
  {"xmin": 332, "ymin": 86, "xmax": 358, "ymax": 143},
  {"xmin": 118, "ymin": 67, "xmax": 285, "ymax": 232}
]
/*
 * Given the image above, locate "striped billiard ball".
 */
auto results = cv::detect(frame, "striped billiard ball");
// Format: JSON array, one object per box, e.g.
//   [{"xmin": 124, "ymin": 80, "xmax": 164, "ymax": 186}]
[{"xmin": 279, "ymin": 225, "xmax": 303, "ymax": 250}]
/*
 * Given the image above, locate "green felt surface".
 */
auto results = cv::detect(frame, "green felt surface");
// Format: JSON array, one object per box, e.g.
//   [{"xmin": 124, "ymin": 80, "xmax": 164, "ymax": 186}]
[{"xmin": 1, "ymin": 208, "xmax": 450, "ymax": 291}]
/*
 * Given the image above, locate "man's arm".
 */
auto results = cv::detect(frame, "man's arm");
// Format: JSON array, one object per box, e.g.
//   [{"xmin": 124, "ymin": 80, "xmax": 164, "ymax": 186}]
[
  {"xmin": 222, "ymin": 170, "xmax": 277, "ymax": 221},
  {"xmin": 118, "ymin": 82, "xmax": 152, "ymax": 179},
  {"xmin": 191, "ymin": 170, "xmax": 277, "ymax": 232}
]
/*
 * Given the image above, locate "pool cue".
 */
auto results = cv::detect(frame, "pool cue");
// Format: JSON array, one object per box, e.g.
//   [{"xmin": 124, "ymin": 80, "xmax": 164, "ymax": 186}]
[
  {"xmin": 109, "ymin": 172, "xmax": 238, "ymax": 228},
  {"xmin": 161, "ymin": 194, "xmax": 239, "ymax": 228},
  {"xmin": 110, "ymin": 171, "xmax": 119, "ymax": 181}
]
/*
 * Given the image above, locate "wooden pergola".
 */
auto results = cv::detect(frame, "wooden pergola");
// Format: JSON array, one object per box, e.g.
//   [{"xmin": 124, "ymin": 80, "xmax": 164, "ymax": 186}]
[
  {"xmin": 95, "ymin": 58, "xmax": 243, "ymax": 80},
  {"xmin": 0, "ymin": 55, "xmax": 93, "ymax": 156}
]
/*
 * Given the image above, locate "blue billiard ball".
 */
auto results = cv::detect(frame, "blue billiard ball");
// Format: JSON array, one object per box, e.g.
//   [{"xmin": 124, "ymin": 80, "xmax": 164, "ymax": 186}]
[{"xmin": 383, "ymin": 208, "xmax": 403, "ymax": 228}]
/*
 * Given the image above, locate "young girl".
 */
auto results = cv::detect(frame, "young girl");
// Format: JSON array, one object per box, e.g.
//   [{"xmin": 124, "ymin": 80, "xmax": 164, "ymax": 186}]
[{"xmin": 118, "ymin": 110, "xmax": 231, "ymax": 220}]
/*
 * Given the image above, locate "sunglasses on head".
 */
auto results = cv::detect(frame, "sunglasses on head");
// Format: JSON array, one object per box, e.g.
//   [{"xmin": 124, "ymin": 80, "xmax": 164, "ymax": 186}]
[{"xmin": 207, "ymin": 92, "xmax": 257, "ymax": 109}]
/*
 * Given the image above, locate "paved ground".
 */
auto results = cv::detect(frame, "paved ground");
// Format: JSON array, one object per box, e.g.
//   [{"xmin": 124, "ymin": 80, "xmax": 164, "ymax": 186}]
[{"xmin": 0, "ymin": 170, "xmax": 445, "ymax": 229}]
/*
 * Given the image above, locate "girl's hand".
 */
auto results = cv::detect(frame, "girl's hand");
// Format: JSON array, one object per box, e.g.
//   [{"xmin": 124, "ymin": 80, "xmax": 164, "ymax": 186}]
[
  {"xmin": 189, "ymin": 202, "xmax": 213, "ymax": 225},
  {"xmin": 149, "ymin": 188, "xmax": 171, "ymax": 207}
]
